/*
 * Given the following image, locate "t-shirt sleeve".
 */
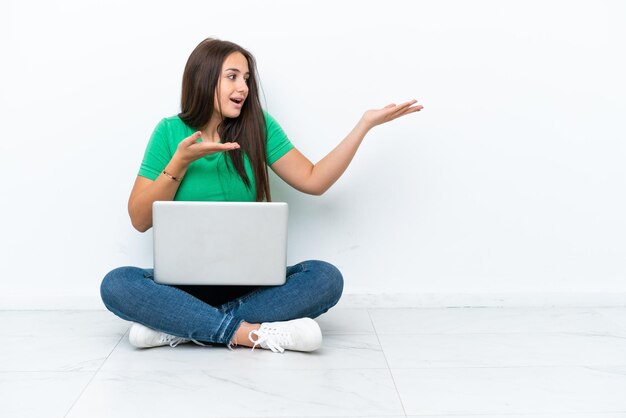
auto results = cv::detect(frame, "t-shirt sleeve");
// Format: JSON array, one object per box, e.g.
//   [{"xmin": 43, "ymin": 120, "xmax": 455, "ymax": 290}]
[
  {"xmin": 138, "ymin": 119, "xmax": 173, "ymax": 180},
  {"xmin": 264, "ymin": 112, "xmax": 294, "ymax": 165}
]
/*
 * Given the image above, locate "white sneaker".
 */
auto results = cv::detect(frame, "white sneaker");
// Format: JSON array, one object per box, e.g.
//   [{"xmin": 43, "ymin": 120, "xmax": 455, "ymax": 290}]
[
  {"xmin": 248, "ymin": 318, "xmax": 322, "ymax": 353},
  {"xmin": 129, "ymin": 323, "xmax": 191, "ymax": 348}
]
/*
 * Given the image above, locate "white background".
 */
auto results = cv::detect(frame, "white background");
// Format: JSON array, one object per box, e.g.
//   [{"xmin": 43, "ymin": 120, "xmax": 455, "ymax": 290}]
[{"xmin": 1, "ymin": 0, "xmax": 624, "ymax": 308}]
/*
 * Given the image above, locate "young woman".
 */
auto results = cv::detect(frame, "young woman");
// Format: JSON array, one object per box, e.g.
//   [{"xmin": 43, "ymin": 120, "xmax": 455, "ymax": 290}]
[{"xmin": 100, "ymin": 38, "xmax": 423, "ymax": 353}]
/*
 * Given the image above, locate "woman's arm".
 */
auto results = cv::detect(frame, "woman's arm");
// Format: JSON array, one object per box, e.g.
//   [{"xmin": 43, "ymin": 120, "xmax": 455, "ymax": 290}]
[
  {"xmin": 128, "ymin": 154, "xmax": 189, "ymax": 232},
  {"xmin": 270, "ymin": 100, "xmax": 423, "ymax": 195},
  {"xmin": 128, "ymin": 132, "xmax": 240, "ymax": 232}
]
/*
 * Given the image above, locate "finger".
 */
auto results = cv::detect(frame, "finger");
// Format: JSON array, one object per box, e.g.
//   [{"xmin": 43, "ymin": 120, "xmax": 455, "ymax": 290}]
[
  {"xmin": 220, "ymin": 142, "xmax": 241, "ymax": 151},
  {"xmin": 402, "ymin": 104, "xmax": 424, "ymax": 113},
  {"xmin": 198, "ymin": 141, "xmax": 241, "ymax": 152},
  {"xmin": 384, "ymin": 103, "xmax": 396, "ymax": 109},
  {"xmin": 394, "ymin": 99, "xmax": 418, "ymax": 111},
  {"xmin": 392, "ymin": 105, "xmax": 424, "ymax": 120},
  {"xmin": 390, "ymin": 101, "xmax": 421, "ymax": 117},
  {"xmin": 382, "ymin": 100, "xmax": 417, "ymax": 116},
  {"xmin": 183, "ymin": 131, "xmax": 203, "ymax": 145}
]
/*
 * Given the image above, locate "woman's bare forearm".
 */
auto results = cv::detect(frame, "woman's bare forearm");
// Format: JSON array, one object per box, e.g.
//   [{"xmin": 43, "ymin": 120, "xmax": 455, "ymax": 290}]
[
  {"xmin": 308, "ymin": 119, "xmax": 371, "ymax": 195},
  {"xmin": 128, "ymin": 155, "xmax": 190, "ymax": 232}
]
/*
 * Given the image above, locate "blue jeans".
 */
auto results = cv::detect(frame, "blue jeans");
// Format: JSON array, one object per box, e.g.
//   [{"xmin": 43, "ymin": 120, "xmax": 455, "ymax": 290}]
[{"xmin": 100, "ymin": 260, "xmax": 343, "ymax": 345}]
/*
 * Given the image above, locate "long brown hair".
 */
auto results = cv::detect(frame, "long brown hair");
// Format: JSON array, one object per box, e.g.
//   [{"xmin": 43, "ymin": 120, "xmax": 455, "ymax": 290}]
[{"xmin": 179, "ymin": 38, "xmax": 270, "ymax": 202}]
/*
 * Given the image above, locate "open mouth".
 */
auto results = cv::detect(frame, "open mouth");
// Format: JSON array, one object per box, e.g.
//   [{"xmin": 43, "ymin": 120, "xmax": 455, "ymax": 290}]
[{"xmin": 230, "ymin": 98, "xmax": 244, "ymax": 105}]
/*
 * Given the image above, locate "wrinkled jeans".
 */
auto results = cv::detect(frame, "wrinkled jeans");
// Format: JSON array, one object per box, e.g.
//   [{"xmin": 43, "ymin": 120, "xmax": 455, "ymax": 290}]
[{"xmin": 100, "ymin": 260, "xmax": 343, "ymax": 345}]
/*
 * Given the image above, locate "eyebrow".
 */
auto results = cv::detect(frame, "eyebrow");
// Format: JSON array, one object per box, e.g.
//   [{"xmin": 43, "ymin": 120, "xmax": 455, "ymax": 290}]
[{"xmin": 224, "ymin": 68, "xmax": 250, "ymax": 75}]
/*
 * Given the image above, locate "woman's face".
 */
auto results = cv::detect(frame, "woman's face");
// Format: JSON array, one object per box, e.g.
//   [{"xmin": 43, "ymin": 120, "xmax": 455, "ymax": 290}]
[{"xmin": 214, "ymin": 51, "xmax": 250, "ymax": 119}]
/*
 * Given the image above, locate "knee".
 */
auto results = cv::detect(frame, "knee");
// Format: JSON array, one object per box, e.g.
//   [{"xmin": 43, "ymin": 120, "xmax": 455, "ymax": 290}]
[
  {"xmin": 100, "ymin": 266, "xmax": 143, "ymax": 309},
  {"xmin": 306, "ymin": 260, "xmax": 344, "ymax": 306}
]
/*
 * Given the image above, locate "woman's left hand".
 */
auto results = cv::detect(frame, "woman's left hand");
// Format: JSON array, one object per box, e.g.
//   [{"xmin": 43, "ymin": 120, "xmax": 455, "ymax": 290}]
[{"xmin": 361, "ymin": 99, "xmax": 423, "ymax": 130}]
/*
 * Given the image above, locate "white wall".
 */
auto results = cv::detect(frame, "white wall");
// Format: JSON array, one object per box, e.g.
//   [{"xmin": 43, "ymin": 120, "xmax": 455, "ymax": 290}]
[{"xmin": 1, "ymin": 0, "xmax": 625, "ymax": 309}]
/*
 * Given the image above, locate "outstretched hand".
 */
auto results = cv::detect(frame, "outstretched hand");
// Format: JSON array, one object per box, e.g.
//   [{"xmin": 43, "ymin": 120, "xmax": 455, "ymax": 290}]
[
  {"xmin": 361, "ymin": 100, "xmax": 423, "ymax": 130},
  {"xmin": 175, "ymin": 131, "xmax": 240, "ymax": 165}
]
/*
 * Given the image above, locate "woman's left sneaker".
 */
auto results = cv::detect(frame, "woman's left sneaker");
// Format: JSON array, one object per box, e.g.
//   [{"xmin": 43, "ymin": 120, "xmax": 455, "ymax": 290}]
[{"xmin": 248, "ymin": 317, "xmax": 322, "ymax": 353}]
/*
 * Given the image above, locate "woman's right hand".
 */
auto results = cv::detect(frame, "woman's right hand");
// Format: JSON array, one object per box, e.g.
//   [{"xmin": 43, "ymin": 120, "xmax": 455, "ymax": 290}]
[
  {"xmin": 128, "ymin": 132, "xmax": 240, "ymax": 232},
  {"xmin": 175, "ymin": 131, "xmax": 240, "ymax": 165}
]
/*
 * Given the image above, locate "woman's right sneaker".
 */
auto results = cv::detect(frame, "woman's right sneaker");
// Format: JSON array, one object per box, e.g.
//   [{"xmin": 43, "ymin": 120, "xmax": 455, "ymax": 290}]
[
  {"xmin": 248, "ymin": 317, "xmax": 322, "ymax": 353},
  {"xmin": 128, "ymin": 322, "xmax": 190, "ymax": 348}
]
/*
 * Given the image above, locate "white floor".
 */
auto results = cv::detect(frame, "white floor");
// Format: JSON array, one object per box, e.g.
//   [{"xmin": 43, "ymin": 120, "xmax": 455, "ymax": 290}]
[{"xmin": 2, "ymin": 307, "xmax": 626, "ymax": 418}]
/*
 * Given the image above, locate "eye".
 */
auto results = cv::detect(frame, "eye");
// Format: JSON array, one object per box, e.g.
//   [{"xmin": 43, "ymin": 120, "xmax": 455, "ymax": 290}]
[{"xmin": 227, "ymin": 74, "xmax": 236, "ymax": 80}]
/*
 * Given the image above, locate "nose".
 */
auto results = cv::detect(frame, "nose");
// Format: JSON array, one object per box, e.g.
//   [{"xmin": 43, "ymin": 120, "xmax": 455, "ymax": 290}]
[{"xmin": 237, "ymin": 79, "xmax": 248, "ymax": 94}]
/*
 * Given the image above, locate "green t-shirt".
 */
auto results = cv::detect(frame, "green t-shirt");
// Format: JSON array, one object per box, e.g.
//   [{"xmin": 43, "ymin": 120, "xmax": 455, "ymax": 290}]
[{"xmin": 138, "ymin": 112, "xmax": 294, "ymax": 201}]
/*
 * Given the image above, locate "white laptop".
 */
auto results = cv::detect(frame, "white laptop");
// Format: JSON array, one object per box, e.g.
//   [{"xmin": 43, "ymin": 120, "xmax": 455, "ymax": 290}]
[{"xmin": 152, "ymin": 201, "xmax": 288, "ymax": 286}]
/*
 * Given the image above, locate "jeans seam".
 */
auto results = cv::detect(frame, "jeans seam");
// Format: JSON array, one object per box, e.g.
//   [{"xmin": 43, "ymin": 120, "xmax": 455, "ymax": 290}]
[
  {"xmin": 219, "ymin": 286, "xmax": 265, "ymax": 314},
  {"xmin": 217, "ymin": 263, "xmax": 305, "ymax": 314},
  {"xmin": 219, "ymin": 262, "xmax": 307, "ymax": 314}
]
